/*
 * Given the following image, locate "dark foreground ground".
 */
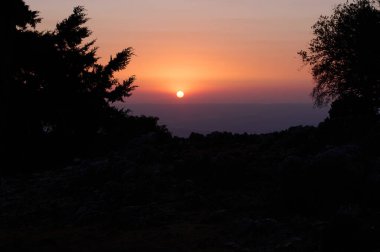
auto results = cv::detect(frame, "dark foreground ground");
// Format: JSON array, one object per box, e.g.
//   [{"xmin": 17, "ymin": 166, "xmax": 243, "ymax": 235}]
[{"xmin": 1, "ymin": 127, "xmax": 380, "ymax": 252}]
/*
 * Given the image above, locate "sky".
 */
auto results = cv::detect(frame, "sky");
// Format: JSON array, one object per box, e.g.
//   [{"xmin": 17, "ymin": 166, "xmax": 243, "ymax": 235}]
[{"xmin": 26, "ymin": 0, "xmax": 343, "ymax": 103}]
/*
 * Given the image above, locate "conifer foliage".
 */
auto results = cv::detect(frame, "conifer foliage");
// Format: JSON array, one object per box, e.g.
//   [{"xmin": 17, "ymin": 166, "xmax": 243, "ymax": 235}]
[
  {"xmin": 11, "ymin": 4, "xmax": 136, "ymax": 138},
  {"xmin": 1, "ymin": 1, "xmax": 147, "ymax": 170}
]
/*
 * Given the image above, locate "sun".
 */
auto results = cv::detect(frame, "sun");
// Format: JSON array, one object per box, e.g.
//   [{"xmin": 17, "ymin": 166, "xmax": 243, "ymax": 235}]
[{"xmin": 176, "ymin": 90, "xmax": 185, "ymax": 98}]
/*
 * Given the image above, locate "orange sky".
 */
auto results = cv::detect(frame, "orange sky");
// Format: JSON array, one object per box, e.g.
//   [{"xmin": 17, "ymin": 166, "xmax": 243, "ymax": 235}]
[{"xmin": 26, "ymin": 0, "xmax": 343, "ymax": 103}]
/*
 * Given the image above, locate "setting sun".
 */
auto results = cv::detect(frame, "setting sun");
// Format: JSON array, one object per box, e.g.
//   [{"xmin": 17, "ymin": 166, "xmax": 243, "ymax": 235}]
[{"xmin": 176, "ymin": 90, "xmax": 185, "ymax": 98}]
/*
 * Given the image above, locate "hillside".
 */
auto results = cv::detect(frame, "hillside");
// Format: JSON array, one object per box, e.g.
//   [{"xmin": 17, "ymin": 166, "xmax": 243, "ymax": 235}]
[{"xmin": 1, "ymin": 126, "xmax": 380, "ymax": 252}]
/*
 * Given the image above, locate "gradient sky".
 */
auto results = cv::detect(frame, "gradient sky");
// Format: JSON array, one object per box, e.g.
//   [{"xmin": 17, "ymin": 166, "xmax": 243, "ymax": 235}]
[{"xmin": 26, "ymin": 0, "xmax": 343, "ymax": 103}]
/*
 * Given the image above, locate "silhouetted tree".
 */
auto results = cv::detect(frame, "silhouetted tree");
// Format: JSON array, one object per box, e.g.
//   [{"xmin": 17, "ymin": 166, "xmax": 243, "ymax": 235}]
[
  {"xmin": 2, "ymin": 2, "xmax": 143, "ymax": 171},
  {"xmin": 1, "ymin": 0, "xmax": 41, "ymax": 162},
  {"xmin": 7, "ymin": 4, "xmax": 136, "ymax": 137},
  {"xmin": 37, "ymin": 6, "xmax": 136, "ymax": 139},
  {"xmin": 299, "ymin": 0, "xmax": 380, "ymax": 116}
]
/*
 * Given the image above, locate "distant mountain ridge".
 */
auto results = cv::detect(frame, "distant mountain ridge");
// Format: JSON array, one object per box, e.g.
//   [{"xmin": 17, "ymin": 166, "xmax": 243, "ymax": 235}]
[{"xmin": 121, "ymin": 103, "xmax": 329, "ymax": 137}]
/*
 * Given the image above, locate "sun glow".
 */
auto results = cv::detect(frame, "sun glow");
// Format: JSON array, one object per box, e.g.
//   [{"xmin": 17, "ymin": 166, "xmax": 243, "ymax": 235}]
[{"xmin": 176, "ymin": 90, "xmax": 185, "ymax": 98}]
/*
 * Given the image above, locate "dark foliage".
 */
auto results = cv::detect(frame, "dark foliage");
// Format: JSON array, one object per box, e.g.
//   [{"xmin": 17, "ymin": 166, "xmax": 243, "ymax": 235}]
[
  {"xmin": 1, "ymin": 1, "xmax": 168, "ymax": 173},
  {"xmin": 316, "ymin": 95, "xmax": 379, "ymax": 144},
  {"xmin": 299, "ymin": 0, "xmax": 380, "ymax": 115},
  {"xmin": 1, "ymin": 1, "xmax": 380, "ymax": 251}
]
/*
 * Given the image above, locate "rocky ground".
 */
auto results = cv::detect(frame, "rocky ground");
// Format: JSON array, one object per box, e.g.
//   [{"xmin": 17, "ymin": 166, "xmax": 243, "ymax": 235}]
[{"xmin": 1, "ymin": 128, "xmax": 380, "ymax": 251}]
